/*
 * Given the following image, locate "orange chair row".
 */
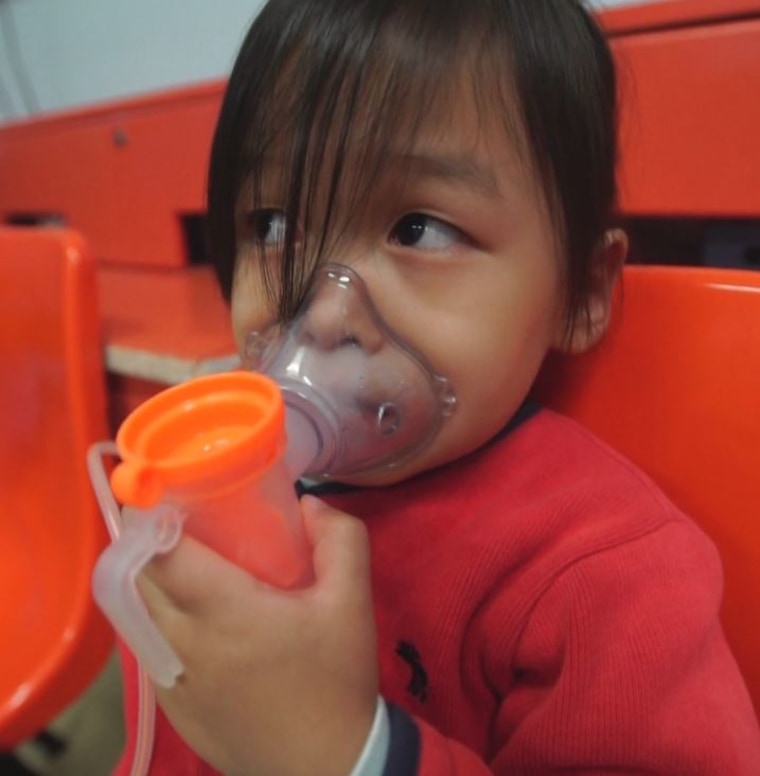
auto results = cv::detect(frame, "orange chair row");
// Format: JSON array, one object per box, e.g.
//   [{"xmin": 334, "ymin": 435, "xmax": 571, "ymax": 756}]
[{"xmin": 0, "ymin": 0, "xmax": 759, "ymax": 270}]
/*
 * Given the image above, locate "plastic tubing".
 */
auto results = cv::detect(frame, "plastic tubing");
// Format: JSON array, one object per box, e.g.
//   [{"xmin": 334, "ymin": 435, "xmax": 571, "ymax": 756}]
[
  {"xmin": 87, "ymin": 442, "xmax": 123, "ymax": 542},
  {"xmin": 88, "ymin": 443, "xmax": 155, "ymax": 776}
]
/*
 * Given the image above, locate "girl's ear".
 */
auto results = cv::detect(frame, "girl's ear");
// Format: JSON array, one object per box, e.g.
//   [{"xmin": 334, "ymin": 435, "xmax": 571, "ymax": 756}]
[{"xmin": 555, "ymin": 228, "xmax": 628, "ymax": 354}]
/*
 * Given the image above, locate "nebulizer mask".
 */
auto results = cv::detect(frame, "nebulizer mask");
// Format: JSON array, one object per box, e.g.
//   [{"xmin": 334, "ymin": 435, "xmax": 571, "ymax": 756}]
[
  {"xmin": 249, "ymin": 263, "xmax": 458, "ymax": 480},
  {"xmin": 87, "ymin": 263, "xmax": 456, "ymax": 776}
]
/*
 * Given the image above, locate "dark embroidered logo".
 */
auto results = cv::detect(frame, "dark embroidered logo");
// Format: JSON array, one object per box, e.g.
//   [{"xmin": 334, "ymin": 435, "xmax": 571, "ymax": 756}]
[{"xmin": 396, "ymin": 640, "xmax": 429, "ymax": 703}]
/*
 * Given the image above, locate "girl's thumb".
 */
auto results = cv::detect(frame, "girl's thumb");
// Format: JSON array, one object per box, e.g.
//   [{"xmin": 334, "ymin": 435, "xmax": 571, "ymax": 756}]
[{"xmin": 300, "ymin": 495, "xmax": 371, "ymax": 587}]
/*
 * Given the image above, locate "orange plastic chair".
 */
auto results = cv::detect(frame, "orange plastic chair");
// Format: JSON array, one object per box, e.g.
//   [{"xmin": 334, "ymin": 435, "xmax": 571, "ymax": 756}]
[
  {"xmin": 535, "ymin": 264, "xmax": 760, "ymax": 716},
  {"xmin": 0, "ymin": 227, "xmax": 113, "ymax": 747}
]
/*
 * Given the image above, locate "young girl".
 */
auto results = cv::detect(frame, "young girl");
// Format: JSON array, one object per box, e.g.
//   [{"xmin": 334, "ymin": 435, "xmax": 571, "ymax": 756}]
[{"xmin": 124, "ymin": 0, "xmax": 760, "ymax": 773}]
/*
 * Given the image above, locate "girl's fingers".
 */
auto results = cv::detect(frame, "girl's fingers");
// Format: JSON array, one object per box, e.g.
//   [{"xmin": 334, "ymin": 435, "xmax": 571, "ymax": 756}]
[
  {"xmin": 140, "ymin": 533, "xmax": 260, "ymax": 614},
  {"xmin": 139, "ymin": 497, "xmax": 371, "ymax": 622}
]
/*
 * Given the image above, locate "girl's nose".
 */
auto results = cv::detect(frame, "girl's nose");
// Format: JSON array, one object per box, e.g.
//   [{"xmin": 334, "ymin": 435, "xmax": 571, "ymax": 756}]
[{"xmin": 300, "ymin": 267, "xmax": 385, "ymax": 353}]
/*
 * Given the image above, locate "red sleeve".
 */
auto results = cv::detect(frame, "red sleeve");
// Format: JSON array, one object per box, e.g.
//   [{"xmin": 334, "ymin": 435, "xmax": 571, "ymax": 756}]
[{"xmin": 384, "ymin": 520, "xmax": 760, "ymax": 775}]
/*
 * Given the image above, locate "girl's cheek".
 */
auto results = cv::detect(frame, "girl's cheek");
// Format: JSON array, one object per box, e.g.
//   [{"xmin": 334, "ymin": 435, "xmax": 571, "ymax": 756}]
[{"xmin": 231, "ymin": 263, "xmax": 275, "ymax": 333}]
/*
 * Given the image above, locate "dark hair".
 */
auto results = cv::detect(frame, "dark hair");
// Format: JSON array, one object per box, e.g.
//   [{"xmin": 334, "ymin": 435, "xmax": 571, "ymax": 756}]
[{"xmin": 207, "ymin": 0, "xmax": 618, "ymax": 337}]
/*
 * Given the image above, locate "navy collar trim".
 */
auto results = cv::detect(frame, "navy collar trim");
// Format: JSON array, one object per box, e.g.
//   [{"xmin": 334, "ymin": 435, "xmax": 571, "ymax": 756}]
[{"xmin": 297, "ymin": 398, "xmax": 542, "ymax": 498}]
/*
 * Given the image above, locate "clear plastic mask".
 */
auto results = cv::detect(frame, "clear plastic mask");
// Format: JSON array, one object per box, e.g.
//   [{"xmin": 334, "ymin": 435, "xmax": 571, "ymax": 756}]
[{"xmin": 244, "ymin": 263, "xmax": 457, "ymax": 480}]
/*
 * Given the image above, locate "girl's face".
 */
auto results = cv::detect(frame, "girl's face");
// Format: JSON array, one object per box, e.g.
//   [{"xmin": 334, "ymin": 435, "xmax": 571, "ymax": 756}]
[{"xmin": 231, "ymin": 83, "xmax": 577, "ymax": 485}]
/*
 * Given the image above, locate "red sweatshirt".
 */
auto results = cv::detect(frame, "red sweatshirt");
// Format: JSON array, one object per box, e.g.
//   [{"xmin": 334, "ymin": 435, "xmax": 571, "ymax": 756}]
[{"xmin": 115, "ymin": 409, "xmax": 760, "ymax": 775}]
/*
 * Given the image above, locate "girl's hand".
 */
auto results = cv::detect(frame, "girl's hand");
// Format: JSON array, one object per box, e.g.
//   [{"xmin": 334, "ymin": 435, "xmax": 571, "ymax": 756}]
[{"xmin": 138, "ymin": 495, "xmax": 379, "ymax": 776}]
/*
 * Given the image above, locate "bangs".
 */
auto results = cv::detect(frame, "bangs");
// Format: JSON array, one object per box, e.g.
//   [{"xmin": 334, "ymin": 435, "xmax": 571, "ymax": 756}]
[{"xmin": 207, "ymin": 0, "xmax": 513, "ymax": 319}]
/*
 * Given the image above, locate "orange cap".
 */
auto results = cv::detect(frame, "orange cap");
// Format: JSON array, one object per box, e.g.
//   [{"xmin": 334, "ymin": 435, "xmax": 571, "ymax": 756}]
[{"xmin": 111, "ymin": 372, "xmax": 285, "ymax": 508}]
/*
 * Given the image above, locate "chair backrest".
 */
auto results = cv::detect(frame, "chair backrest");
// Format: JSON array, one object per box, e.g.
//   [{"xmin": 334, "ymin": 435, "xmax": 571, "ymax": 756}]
[
  {"xmin": 0, "ymin": 227, "xmax": 113, "ymax": 747},
  {"xmin": 535, "ymin": 264, "xmax": 760, "ymax": 716}
]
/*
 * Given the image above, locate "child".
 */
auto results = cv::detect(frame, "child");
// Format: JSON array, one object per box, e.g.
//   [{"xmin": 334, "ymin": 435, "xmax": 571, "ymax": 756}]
[{"xmin": 124, "ymin": 0, "xmax": 760, "ymax": 773}]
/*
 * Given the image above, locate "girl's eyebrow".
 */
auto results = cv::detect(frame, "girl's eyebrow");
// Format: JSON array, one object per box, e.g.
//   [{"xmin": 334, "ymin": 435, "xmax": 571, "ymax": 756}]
[{"xmin": 395, "ymin": 152, "xmax": 503, "ymax": 199}]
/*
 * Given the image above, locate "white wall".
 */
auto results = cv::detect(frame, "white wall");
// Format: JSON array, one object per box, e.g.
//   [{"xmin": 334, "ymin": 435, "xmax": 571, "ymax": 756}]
[
  {"xmin": 0, "ymin": 0, "xmax": 266, "ymax": 122},
  {"xmin": 0, "ymin": 0, "xmax": 648, "ymax": 124}
]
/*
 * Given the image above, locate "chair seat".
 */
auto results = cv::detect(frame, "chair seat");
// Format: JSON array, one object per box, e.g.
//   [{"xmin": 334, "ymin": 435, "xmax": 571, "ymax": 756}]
[{"xmin": 0, "ymin": 228, "xmax": 113, "ymax": 748}]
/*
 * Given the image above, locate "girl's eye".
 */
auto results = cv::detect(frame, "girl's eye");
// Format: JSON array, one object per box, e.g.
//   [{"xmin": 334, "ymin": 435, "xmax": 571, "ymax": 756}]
[
  {"xmin": 389, "ymin": 213, "xmax": 466, "ymax": 251},
  {"xmin": 246, "ymin": 209, "xmax": 290, "ymax": 247}
]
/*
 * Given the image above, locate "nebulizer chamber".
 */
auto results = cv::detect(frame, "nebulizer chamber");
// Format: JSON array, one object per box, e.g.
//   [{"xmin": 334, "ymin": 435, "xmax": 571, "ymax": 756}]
[
  {"xmin": 88, "ymin": 264, "xmax": 456, "ymax": 775},
  {"xmin": 90, "ymin": 371, "xmax": 312, "ymax": 689}
]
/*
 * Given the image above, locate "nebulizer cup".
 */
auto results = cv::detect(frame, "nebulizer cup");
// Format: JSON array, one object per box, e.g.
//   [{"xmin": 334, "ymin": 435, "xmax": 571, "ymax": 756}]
[
  {"xmin": 88, "ymin": 372, "xmax": 313, "ymax": 776},
  {"xmin": 90, "ymin": 372, "xmax": 312, "ymax": 689}
]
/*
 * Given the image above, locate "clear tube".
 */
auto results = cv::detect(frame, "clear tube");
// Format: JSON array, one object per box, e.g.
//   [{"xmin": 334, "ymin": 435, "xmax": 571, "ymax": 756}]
[
  {"xmin": 131, "ymin": 666, "xmax": 155, "ymax": 776},
  {"xmin": 87, "ymin": 442, "xmax": 123, "ymax": 541},
  {"xmin": 88, "ymin": 443, "xmax": 155, "ymax": 776}
]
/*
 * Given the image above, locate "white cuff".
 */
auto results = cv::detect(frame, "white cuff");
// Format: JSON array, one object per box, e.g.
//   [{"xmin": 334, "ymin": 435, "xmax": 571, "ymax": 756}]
[{"xmin": 348, "ymin": 696, "xmax": 390, "ymax": 776}]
